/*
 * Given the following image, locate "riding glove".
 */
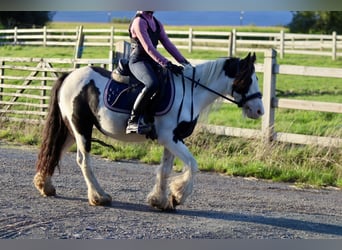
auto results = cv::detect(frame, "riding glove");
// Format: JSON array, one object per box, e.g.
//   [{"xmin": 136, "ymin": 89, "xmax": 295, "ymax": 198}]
[
  {"xmin": 166, "ymin": 61, "xmax": 184, "ymax": 76},
  {"xmin": 181, "ymin": 59, "xmax": 191, "ymax": 67}
]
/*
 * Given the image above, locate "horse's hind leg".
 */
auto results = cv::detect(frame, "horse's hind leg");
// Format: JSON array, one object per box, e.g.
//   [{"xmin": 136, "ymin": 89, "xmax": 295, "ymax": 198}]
[
  {"xmin": 74, "ymin": 134, "xmax": 112, "ymax": 206},
  {"xmin": 33, "ymin": 173, "xmax": 56, "ymax": 197},
  {"xmin": 147, "ymin": 147, "xmax": 174, "ymax": 210},
  {"xmin": 34, "ymin": 133, "xmax": 75, "ymax": 196}
]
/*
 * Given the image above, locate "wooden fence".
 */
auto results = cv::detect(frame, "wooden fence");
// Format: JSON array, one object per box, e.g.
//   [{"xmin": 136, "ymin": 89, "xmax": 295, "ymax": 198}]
[
  {"xmin": 1, "ymin": 26, "xmax": 341, "ymax": 60},
  {"xmin": 0, "ymin": 49, "xmax": 341, "ymax": 147},
  {"xmin": 0, "ymin": 57, "xmax": 116, "ymax": 124},
  {"xmin": 203, "ymin": 49, "xmax": 342, "ymax": 147}
]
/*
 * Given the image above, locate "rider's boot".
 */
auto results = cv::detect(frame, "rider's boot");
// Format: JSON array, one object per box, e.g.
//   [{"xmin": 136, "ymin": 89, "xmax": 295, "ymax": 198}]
[
  {"xmin": 126, "ymin": 110, "xmax": 140, "ymax": 134},
  {"xmin": 126, "ymin": 90, "xmax": 153, "ymax": 134}
]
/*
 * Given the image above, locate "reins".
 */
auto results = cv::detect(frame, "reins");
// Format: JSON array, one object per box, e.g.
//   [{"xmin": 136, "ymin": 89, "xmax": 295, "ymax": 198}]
[
  {"xmin": 176, "ymin": 68, "xmax": 196, "ymax": 124},
  {"xmin": 182, "ymin": 67, "xmax": 262, "ymax": 108}
]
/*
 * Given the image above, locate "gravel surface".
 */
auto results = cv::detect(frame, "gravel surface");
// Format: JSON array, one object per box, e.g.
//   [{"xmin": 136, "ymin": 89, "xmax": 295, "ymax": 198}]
[{"xmin": 0, "ymin": 144, "xmax": 341, "ymax": 239}]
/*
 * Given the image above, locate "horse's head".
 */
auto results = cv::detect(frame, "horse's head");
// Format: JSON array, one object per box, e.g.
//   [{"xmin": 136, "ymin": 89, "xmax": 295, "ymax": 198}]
[{"xmin": 224, "ymin": 53, "xmax": 264, "ymax": 119}]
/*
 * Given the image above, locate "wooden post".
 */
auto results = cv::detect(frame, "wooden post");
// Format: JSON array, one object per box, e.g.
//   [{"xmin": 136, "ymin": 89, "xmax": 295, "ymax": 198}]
[
  {"xmin": 280, "ymin": 30, "xmax": 285, "ymax": 59},
  {"xmin": 262, "ymin": 49, "xmax": 277, "ymax": 145},
  {"xmin": 115, "ymin": 40, "xmax": 131, "ymax": 61},
  {"xmin": 41, "ymin": 61, "xmax": 47, "ymax": 113},
  {"xmin": 14, "ymin": 26, "xmax": 18, "ymax": 45},
  {"xmin": 43, "ymin": 26, "xmax": 47, "ymax": 47},
  {"xmin": 228, "ymin": 31, "xmax": 233, "ymax": 57},
  {"xmin": 109, "ymin": 50, "xmax": 115, "ymax": 71},
  {"xmin": 108, "ymin": 26, "xmax": 115, "ymax": 71},
  {"xmin": 74, "ymin": 26, "xmax": 84, "ymax": 68},
  {"xmin": 332, "ymin": 31, "xmax": 337, "ymax": 61},
  {"xmin": 110, "ymin": 26, "xmax": 114, "ymax": 52},
  {"xmin": 188, "ymin": 27, "xmax": 193, "ymax": 53},
  {"xmin": 232, "ymin": 29, "xmax": 236, "ymax": 57},
  {"xmin": 0, "ymin": 60, "xmax": 4, "ymax": 102}
]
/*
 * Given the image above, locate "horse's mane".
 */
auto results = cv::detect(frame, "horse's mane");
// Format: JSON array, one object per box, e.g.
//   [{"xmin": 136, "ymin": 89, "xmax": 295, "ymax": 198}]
[{"xmin": 191, "ymin": 58, "xmax": 227, "ymax": 87}]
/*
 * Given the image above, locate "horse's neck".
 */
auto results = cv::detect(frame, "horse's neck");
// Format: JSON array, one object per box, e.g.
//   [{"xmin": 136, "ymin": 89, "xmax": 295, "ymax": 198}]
[{"xmin": 192, "ymin": 62, "xmax": 232, "ymax": 112}]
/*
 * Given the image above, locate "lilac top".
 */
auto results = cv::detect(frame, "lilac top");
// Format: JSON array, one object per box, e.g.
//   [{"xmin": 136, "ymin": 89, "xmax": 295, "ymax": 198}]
[{"xmin": 130, "ymin": 12, "xmax": 187, "ymax": 67}]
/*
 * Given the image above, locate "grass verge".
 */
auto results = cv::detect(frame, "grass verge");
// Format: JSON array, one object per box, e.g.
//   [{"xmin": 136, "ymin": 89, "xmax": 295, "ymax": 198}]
[{"xmin": 0, "ymin": 120, "xmax": 341, "ymax": 189}]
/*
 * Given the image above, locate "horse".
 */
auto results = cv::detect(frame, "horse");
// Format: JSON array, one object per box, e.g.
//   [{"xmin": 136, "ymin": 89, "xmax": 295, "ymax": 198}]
[{"xmin": 33, "ymin": 52, "xmax": 264, "ymax": 211}]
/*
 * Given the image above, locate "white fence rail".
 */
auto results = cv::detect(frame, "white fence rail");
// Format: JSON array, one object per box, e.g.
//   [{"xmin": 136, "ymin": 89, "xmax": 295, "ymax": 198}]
[
  {"xmin": 1, "ymin": 26, "xmax": 341, "ymax": 60},
  {"xmin": 0, "ymin": 49, "xmax": 341, "ymax": 147},
  {"xmin": 201, "ymin": 49, "xmax": 342, "ymax": 147}
]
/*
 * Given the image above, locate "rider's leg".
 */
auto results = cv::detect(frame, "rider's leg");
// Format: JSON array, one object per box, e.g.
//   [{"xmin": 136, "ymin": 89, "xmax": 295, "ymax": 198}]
[
  {"xmin": 126, "ymin": 87, "xmax": 151, "ymax": 133},
  {"xmin": 127, "ymin": 60, "xmax": 159, "ymax": 134}
]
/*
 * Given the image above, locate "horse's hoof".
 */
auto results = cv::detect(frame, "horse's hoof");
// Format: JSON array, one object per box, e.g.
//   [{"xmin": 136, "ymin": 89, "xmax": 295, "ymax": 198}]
[
  {"xmin": 33, "ymin": 173, "xmax": 56, "ymax": 197},
  {"xmin": 162, "ymin": 208, "xmax": 177, "ymax": 213},
  {"xmin": 161, "ymin": 203, "xmax": 177, "ymax": 213},
  {"xmin": 43, "ymin": 186, "xmax": 56, "ymax": 196},
  {"xmin": 89, "ymin": 194, "xmax": 112, "ymax": 206},
  {"xmin": 170, "ymin": 195, "xmax": 180, "ymax": 209},
  {"xmin": 147, "ymin": 195, "xmax": 167, "ymax": 211},
  {"xmin": 158, "ymin": 195, "xmax": 179, "ymax": 212}
]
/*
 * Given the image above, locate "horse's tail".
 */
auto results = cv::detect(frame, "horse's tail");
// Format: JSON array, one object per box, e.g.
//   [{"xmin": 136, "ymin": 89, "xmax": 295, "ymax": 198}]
[{"xmin": 35, "ymin": 73, "xmax": 70, "ymax": 178}]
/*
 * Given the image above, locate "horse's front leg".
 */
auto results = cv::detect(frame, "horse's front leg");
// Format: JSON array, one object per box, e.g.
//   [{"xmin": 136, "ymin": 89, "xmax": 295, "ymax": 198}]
[
  {"xmin": 168, "ymin": 141, "xmax": 198, "ymax": 209},
  {"xmin": 147, "ymin": 147, "xmax": 174, "ymax": 210},
  {"xmin": 157, "ymin": 140, "xmax": 198, "ymax": 210}
]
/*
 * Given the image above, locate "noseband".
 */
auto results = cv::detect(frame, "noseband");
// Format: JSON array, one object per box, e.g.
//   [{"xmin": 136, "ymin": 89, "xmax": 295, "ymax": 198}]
[{"xmin": 232, "ymin": 91, "xmax": 262, "ymax": 107}]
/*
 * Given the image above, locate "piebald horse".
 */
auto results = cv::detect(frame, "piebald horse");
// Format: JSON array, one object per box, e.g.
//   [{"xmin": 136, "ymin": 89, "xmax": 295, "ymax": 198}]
[{"xmin": 34, "ymin": 53, "xmax": 264, "ymax": 210}]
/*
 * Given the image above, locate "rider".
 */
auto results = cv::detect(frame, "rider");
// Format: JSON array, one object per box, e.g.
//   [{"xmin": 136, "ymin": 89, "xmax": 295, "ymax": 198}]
[{"xmin": 126, "ymin": 11, "xmax": 190, "ymax": 134}]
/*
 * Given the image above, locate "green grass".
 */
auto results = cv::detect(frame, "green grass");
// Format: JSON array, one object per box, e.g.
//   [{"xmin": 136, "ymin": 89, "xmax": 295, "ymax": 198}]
[
  {"xmin": 0, "ymin": 22, "xmax": 341, "ymax": 189},
  {"xmin": 0, "ymin": 45, "xmax": 75, "ymax": 58},
  {"xmin": 206, "ymin": 104, "xmax": 342, "ymax": 137},
  {"xmin": 1, "ymin": 121, "xmax": 340, "ymax": 188}
]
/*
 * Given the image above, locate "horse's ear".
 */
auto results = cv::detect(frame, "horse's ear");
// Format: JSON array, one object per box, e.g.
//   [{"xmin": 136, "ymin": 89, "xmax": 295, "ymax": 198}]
[
  {"xmin": 251, "ymin": 52, "xmax": 256, "ymax": 63},
  {"xmin": 245, "ymin": 52, "xmax": 251, "ymax": 61},
  {"xmin": 241, "ymin": 53, "xmax": 251, "ymax": 64}
]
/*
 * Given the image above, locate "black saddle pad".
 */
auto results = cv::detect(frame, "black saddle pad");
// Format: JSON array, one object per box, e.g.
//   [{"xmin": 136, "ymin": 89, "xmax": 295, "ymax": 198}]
[{"xmin": 104, "ymin": 78, "xmax": 175, "ymax": 116}]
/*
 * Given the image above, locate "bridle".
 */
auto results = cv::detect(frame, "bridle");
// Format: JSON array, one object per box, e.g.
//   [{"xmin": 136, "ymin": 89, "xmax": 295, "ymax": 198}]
[{"xmin": 183, "ymin": 65, "xmax": 262, "ymax": 108}]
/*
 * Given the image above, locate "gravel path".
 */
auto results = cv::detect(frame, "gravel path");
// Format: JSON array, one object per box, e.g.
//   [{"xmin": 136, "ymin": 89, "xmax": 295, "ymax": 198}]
[{"xmin": 0, "ymin": 144, "xmax": 341, "ymax": 239}]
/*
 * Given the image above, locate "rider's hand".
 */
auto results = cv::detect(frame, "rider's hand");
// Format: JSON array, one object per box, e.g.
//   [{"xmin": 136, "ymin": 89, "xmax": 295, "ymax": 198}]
[
  {"xmin": 181, "ymin": 59, "xmax": 191, "ymax": 67},
  {"xmin": 166, "ymin": 61, "xmax": 183, "ymax": 76}
]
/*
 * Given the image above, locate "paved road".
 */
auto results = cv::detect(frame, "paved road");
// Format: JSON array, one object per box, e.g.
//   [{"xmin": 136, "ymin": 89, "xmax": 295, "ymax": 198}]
[{"xmin": 0, "ymin": 145, "xmax": 341, "ymax": 239}]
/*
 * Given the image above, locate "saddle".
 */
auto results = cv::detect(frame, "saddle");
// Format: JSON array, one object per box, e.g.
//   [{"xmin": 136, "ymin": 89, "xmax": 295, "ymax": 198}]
[
  {"xmin": 111, "ymin": 59, "xmax": 139, "ymax": 85},
  {"xmin": 104, "ymin": 59, "xmax": 175, "ymax": 120}
]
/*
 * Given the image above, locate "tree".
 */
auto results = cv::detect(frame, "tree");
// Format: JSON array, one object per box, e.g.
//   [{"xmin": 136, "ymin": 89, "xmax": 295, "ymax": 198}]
[
  {"xmin": 315, "ymin": 11, "xmax": 342, "ymax": 34},
  {"xmin": 288, "ymin": 11, "xmax": 342, "ymax": 34},
  {"xmin": 0, "ymin": 11, "xmax": 55, "ymax": 28}
]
